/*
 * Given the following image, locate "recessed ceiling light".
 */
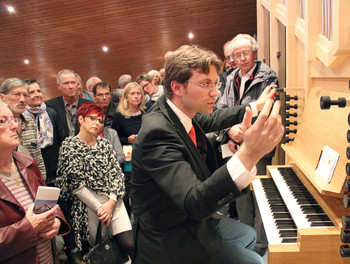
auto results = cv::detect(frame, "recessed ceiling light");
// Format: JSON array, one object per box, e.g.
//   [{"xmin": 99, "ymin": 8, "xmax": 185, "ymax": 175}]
[
  {"xmin": 24, "ymin": 59, "xmax": 29, "ymax": 64},
  {"xmin": 102, "ymin": 46, "xmax": 109, "ymax": 52},
  {"xmin": 188, "ymin": 32, "xmax": 194, "ymax": 39},
  {"xmin": 7, "ymin": 6, "xmax": 15, "ymax": 13}
]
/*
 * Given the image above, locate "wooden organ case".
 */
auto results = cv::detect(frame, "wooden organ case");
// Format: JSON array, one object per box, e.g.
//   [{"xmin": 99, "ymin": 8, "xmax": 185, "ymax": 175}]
[{"xmin": 253, "ymin": 89, "xmax": 350, "ymax": 263}]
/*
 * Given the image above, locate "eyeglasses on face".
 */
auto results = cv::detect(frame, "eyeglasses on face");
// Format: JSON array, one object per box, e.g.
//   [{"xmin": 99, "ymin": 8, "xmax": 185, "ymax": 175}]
[
  {"xmin": 95, "ymin": 92, "xmax": 111, "ymax": 98},
  {"xmin": 87, "ymin": 115, "xmax": 104, "ymax": 124},
  {"xmin": 0, "ymin": 117, "xmax": 18, "ymax": 127},
  {"xmin": 188, "ymin": 81, "xmax": 222, "ymax": 91},
  {"xmin": 141, "ymin": 82, "xmax": 151, "ymax": 89},
  {"xmin": 8, "ymin": 92, "xmax": 29, "ymax": 100},
  {"xmin": 233, "ymin": 50, "xmax": 252, "ymax": 60}
]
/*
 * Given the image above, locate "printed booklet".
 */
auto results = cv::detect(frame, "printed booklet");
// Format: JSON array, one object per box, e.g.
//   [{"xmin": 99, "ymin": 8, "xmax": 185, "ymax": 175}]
[{"xmin": 33, "ymin": 186, "xmax": 60, "ymax": 214}]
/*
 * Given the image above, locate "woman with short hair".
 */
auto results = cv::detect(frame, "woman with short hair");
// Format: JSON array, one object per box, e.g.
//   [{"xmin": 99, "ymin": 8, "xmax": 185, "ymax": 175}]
[
  {"xmin": 56, "ymin": 102, "xmax": 133, "ymax": 258},
  {"xmin": 0, "ymin": 101, "xmax": 70, "ymax": 264}
]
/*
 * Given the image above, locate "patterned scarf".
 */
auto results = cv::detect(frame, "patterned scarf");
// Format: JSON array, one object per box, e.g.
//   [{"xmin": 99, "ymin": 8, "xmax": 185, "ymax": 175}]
[
  {"xmin": 23, "ymin": 102, "xmax": 54, "ymax": 148},
  {"xmin": 56, "ymin": 136, "xmax": 125, "ymax": 250}
]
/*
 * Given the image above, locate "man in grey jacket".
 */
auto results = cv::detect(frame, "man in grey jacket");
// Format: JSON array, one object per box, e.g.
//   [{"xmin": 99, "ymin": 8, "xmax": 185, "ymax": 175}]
[{"xmin": 216, "ymin": 34, "xmax": 279, "ymax": 256}]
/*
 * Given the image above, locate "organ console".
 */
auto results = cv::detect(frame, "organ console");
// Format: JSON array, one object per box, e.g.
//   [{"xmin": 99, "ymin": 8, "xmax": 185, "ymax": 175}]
[{"xmin": 252, "ymin": 89, "xmax": 350, "ymax": 263}]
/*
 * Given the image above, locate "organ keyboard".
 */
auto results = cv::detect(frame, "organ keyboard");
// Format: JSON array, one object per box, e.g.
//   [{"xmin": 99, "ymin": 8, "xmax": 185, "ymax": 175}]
[
  {"xmin": 253, "ymin": 89, "xmax": 350, "ymax": 264},
  {"xmin": 253, "ymin": 177, "xmax": 298, "ymax": 245}
]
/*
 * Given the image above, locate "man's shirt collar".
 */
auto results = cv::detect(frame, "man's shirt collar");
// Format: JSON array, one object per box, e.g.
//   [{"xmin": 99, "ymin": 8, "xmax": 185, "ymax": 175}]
[
  {"xmin": 166, "ymin": 98, "xmax": 192, "ymax": 133},
  {"xmin": 238, "ymin": 63, "xmax": 257, "ymax": 79}
]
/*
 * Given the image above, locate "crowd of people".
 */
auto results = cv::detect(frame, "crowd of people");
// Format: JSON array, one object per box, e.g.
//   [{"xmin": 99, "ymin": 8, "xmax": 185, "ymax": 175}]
[{"xmin": 0, "ymin": 33, "xmax": 283, "ymax": 264}]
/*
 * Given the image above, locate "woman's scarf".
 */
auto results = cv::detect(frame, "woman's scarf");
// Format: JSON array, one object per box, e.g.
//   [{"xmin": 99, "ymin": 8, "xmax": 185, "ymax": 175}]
[{"xmin": 23, "ymin": 102, "xmax": 54, "ymax": 148}]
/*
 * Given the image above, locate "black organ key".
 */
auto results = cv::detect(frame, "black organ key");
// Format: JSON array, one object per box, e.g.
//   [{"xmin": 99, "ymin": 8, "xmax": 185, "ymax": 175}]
[
  {"xmin": 311, "ymin": 222, "xmax": 334, "ymax": 227},
  {"xmin": 279, "ymin": 230, "xmax": 298, "ymax": 237},
  {"xmin": 273, "ymin": 213, "xmax": 292, "ymax": 219},
  {"xmin": 282, "ymin": 238, "xmax": 297, "ymax": 243},
  {"xmin": 306, "ymin": 214, "xmax": 331, "ymax": 222}
]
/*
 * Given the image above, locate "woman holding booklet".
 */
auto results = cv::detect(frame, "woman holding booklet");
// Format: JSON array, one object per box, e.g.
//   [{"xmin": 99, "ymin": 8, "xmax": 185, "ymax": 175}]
[
  {"xmin": 0, "ymin": 101, "xmax": 70, "ymax": 264},
  {"xmin": 56, "ymin": 102, "xmax": 133, "ymax": 259}
]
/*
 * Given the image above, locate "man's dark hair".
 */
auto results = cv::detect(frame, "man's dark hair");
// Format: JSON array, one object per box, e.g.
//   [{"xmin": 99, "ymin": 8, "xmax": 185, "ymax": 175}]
[
  {"xmin": 92, "ymin": 81, "xmax": 111, "ymax": 95},
  {"xmin": 135, "ymin": 74, "xmax": 152, "ymax": 84},
  {"xmin": 24, "ymin": 78, "xmax": 38, "ymax": 85}
]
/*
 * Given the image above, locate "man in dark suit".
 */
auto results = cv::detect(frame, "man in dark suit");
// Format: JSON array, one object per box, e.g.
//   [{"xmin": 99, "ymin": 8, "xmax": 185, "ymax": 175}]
[
  {"xmin": 45, "ymin": 69, "xmax": 89, "ymax": 139},
  {"xmin": 92, "ymin": 81, "xmax": 118, "ymax": 127},
  {"xmin": 45, "ymin": 69, "xmax": 88, "ymax": 264},
  {"xmin": 131, "ymin": 45, "xmax": 284, "ymax": 263}
]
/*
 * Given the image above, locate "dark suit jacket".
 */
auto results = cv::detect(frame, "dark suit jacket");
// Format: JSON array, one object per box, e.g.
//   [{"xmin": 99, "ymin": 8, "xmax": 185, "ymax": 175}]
[
  {"xmin": 132, "ymin": 96, "xmax": 249, "ymax": 264},
  {"xmin": 45, "ymin": 96, "xmax": 89, "ymax": 139},
  {"xmin": 41, "ymin": 107, "xmax": 65, "ymax": 185}
]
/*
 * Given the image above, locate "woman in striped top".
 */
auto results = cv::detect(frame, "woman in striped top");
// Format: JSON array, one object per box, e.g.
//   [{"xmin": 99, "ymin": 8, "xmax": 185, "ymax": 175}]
[{"xmin": 0, "ymin": 101, "xmax": 70, "ymax": 264}]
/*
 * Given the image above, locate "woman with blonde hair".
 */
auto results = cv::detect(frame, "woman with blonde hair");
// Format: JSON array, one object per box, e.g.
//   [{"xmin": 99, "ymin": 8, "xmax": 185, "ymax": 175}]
[
  {"xmin": 112, "ymin": 82, "xmax": 145, "ymax": 144},
  {"xmin": 111, "ymin": 82, "xmax": 145, "ymax": 215}
]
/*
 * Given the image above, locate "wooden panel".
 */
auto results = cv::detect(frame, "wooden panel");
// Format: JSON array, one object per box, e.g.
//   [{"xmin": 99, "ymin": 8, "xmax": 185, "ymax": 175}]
[
  {"xmin": 0, "ymin": 0, "xmax": 257, "ymax": 100},
  {"xmin": 282, "ymin": 88, "xmax": 349, "ymax": 197},
  {"xmin": 269, "ymin": 228, "xmax": 344, "ymax": 264}
]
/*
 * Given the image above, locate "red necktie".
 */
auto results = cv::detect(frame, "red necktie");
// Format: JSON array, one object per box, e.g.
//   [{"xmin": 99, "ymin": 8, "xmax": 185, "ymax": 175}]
[{"xmin": 189, "ymin": 125, "xmax": 197, "ymax": 147}]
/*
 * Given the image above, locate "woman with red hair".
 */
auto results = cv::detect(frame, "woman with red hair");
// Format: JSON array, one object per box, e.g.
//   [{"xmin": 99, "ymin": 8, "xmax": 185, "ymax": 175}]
[{"xmin": 56, "ymin": 102, "xmax": 133, "ymax": 259}]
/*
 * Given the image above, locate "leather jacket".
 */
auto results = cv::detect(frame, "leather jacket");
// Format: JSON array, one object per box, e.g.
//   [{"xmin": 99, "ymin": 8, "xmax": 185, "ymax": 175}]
[{"xmin": 0, "ymin": 152, "xmax": 70, "ymax": 264}]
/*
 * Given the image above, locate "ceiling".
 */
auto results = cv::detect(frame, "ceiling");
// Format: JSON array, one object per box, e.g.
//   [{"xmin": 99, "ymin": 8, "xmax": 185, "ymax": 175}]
[{"xmin": 0, "ymin": 0, "xmax": 257, "ymax": 99}]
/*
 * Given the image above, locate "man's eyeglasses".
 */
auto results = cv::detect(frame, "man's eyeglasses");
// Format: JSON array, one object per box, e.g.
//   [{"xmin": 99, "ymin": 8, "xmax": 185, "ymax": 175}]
[
  {"xmin": 95, "ymin": 92, "xmax": 111, "ymax": 98},
  {"xmin": 8, "ymin": 92, "xmax": 29, "ymax": 100},
  {"xmin": 233, "ymin": 50, "xmax": 252, "ymax": 60},
  {"xmin": 0, "ymin": 117, "xmax": 19, "ymax": 127},
  {"xmin": 188, "ymin": 81, "xmax": 222, "ymax": 91},
  {"xmin": 141, "ymin": 82, "xmax": 152, "ymax": 89},
  {"xmin": 87, "ymin": 115, "xmax": 104, "ymax": 124}
]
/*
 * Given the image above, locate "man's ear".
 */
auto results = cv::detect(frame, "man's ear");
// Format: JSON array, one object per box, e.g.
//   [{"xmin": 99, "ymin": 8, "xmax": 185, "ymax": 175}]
[
  {"xmin": 0, "ymin": 93, "xmax": 4, "ymax": 101},
  {"xmin": 253, "ymin": 50, "xmax": 258, "ymax": 60},
  {"xmin": 56, "ymin": 82, "xmax": 61, "ymax": 90},
  {"xmin": 171, "ymin": 80, "xmax": 183, "ymax": 97}
]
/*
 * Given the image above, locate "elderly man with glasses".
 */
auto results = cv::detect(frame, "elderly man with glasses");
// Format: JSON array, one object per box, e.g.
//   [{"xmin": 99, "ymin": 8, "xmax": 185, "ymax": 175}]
[
  {"xmin": 136, "ymin": 74, "xmax": 164, "ymax": 111},
  {"xmin": 0, "ymin": 78, "xmax": 46, "ymax": 180},
  {"xmin": 216, "ymin": 34, "xmax": 279, "ymax": 257}
]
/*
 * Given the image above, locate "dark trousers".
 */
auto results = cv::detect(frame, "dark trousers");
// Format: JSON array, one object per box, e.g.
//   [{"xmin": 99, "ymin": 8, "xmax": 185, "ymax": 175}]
[
  {"xmin": 57, "ymin": 198, "xmax": 78, "ymax": 250},
  {"xmin": 235, "ymin": 157, "xmax": 271, "ymax": 249}
]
